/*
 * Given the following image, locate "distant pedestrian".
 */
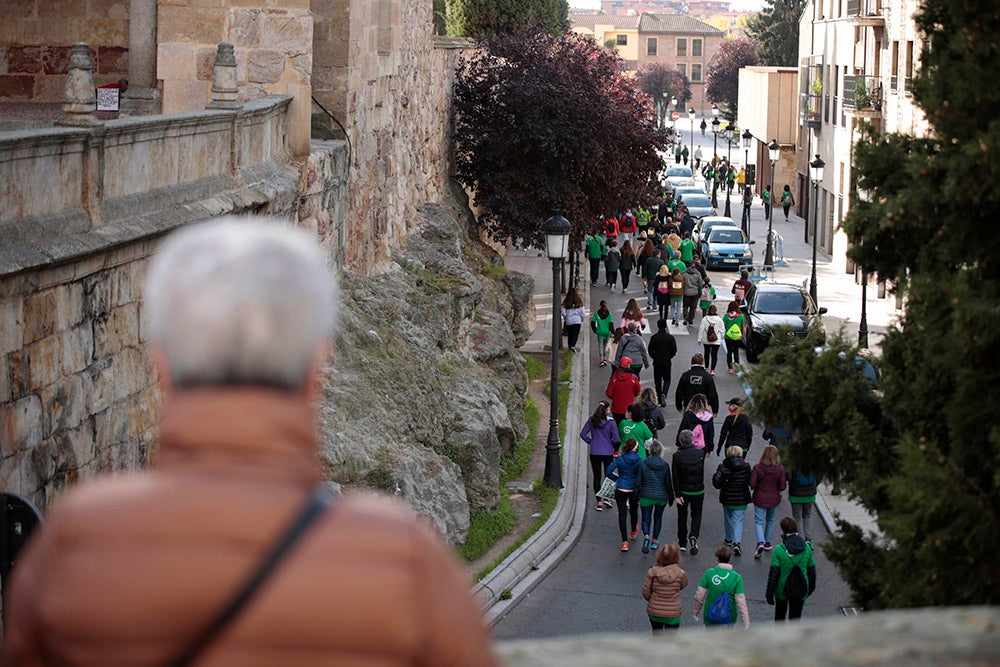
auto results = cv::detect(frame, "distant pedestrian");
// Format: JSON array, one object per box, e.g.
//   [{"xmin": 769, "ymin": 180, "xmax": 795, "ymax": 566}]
[
  {"xmin": 681, "ymin": 262, "xmax": 703, "ymax": 325},
  {"xmin": 606, "ymin": 356, "xmax": 641, "ymax": 423},
  {"xmin": 717, "ymin": 397, "xmax": 753, "ymax": 458},
  {"xmin": 591, "ymin": 300, "xmax": 615, "ymax": 367},
  {"xmin": 677, "ymin": 394, "xmax": 715, "ymax": 453},
  {"xmin": 638, "ymin": 387, "xmax": 666, "ymax": 439},
  {"xmin": 586, "ymin": 233, "xmax": 606, "ymax": 286},
  {"xmin": 604, "ymin": 239, "xmax": 621, "ymax": 292},
  {"xmin": 787, "ymin": 469, "xmax": 817, "ymax": 543},
  {"xmin": 681, "ymin": 145, "xmax": 689, "ymax": 165},
  {"xmin": 675, "ymin": 353, "xmax": 719, "ymax": 416},
  {"xmin": 619, "ymin": 403, "xmax": 654, "ymax": 459},
  {"xmin": 642, "ymin": 543, "xmax": 687, "ymax": 631},
  {"xmin": 614, "ymin": 322, "xmax": 650, "ymax": 378},
  {"xmin": 750, "ymin": 445, "xmax": 788, "ymax": 559},
  {"xmin": 722, "ymin": 301, "xmax": 745, "ymax": 372},
  {"xmin": 636, "ymin": 439, "xmax": 675, "ymax": 554},
  {"xmin": 604, "ymin": 215, "xmax": 620, "ymax": 244},
  {"xmin": 692, "ymin": 546, "xmax": 751, "ymax": 629},
  {"xmin": 606, "ymin": 438, "xmax": 644, "ymax": 552},
  {"xmin": 731, "ymin": 270, "xmax": 753, "ymax": 304},
  {"xmin": 700, "ymin": 119, "xmax": 707, "ymax": 136},
  {"xmin": 712, "ymin": 445, "xmax": 753, "ymax": 556},
  {"xmin": 766, "ymin": 517, "xmax": 817, "ymax": 621},
  {"xmin": 698, "ymin": 278, "xmax": 717, "ymax": 317},
  {"xmin": 646, "ymin": 319, "xmax": 677, "ymax": 405},
  {"xmin": 653, "ymin": 265, "xmax": 672, "ymax": 323},
  {"xmin": 620, "ymin": 209, "xmax": 637, "ymax": 244},
  {"xmin": 580, "ymin": 400, "xmax": 620, "ymax": 511},
  {"xmin": 697, "ymin": 303, "xmax": 725, "ymax": 374},
  {"xmin": 621, "ymin": 297, "xmax": 649, "ymax": 335},
  {"xmin": 694, "ymin": 145, "xmax": 703, "ymax": 170},
  {"xmin": 668, "ymin": 268, "xmax": 684, "ymax": 326},
  {"xmin": 619, "ymin": 240, "xmax": 636, "ymax": 293},
  {"xmin": 560, "ymin": 288, "xmax": 586, "ymax": 351},
  {"xmin": 781, "ymin": 184, "xmax": 795, "ymax": 220},
  {"xmin": 762, "ymin": 184, "xmax": 773, "ymax": 220},
  {"xmin": 672, "ymin": 429, "xmax": 706, "ymax": 556}
]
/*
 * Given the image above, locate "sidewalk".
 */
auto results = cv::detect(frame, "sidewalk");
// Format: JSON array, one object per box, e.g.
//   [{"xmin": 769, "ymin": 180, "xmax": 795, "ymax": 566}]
[{"xmin": 481, "ymin": 232, "xmax": 882, "ymax": 617}]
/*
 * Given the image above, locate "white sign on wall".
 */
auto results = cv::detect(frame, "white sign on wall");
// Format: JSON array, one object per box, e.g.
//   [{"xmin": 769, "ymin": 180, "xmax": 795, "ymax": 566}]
[{"xmin": 96, "ymin": 87, "xmax": 120, "ymax": 112}]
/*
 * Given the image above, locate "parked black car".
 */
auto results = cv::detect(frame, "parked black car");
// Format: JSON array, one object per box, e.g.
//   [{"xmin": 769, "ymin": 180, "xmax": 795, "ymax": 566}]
[{"xmin": 742, "ymin": 283, "xmax": 827, "ymax": 362}]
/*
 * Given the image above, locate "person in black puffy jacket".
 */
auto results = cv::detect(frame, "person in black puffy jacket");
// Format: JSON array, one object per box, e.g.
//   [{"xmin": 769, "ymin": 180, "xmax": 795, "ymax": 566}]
[
  {"xmin": 671, "ymin": 430, "xmax": 706, "ymax": 555},
  {"xmin": 712, "ymin": 445, "xmax": 753, "ymax": 556},
  {"xmin": 717, "ymin": 397, "xmax": 754, "ymax": 457},
  {"xmin": 635, "ymin": 439, "xmax": 674, "ymax": 554}
]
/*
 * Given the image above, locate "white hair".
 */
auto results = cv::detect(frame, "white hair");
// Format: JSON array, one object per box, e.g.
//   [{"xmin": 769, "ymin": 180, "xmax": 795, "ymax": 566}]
[{"xmin": 143, "ymin": 216, "xmax": 338, "ymax": 390}]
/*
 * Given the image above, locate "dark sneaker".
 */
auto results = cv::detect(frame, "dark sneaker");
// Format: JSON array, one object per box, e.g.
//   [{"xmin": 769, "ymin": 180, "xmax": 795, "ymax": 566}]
[
  {"xmin": 679, "ymin": 545, "xmax": 687, "ymax": 552},
  {"xmin": 595, "ymin": 502, "xmax": 603, "ymax": 512},
  {"xmin": 642, "ymin": 537, "xmax": 650, "ymax": 554},
  {"xmin": 724, "ymin": 539, "xmax": 734, "ymax": 548},
  {"xmin": 650, "ymin": 541, "xmax": 659, "ymax": 550},
  {"xmin": 689, "ymin": 536, "xmax": 699, "ymax": 555},
  {"xmin": 733, "ymin": 542, "xmax": 742, "ymax": 556},
  {"xmin": 764, "ymin": 542, "xmax": 773, "ymax": 550},
  {"xmin": 754, "ymin": 542, "xmax": 765, "ymax": 559}
]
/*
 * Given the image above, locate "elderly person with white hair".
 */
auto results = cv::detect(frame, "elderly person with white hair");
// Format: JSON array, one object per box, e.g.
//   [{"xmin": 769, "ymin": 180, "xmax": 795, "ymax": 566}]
[{"xmin": 2, "ymin": 217, "xmax": 499, "ymax": 667}]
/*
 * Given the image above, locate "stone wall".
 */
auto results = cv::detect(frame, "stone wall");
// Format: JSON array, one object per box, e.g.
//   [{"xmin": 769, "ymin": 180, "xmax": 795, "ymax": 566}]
[
  {"xmin": 156, "ymin": 0, "xmax": 313, "ymax": 155},
  {"xmin": 0, "ymin": 0, "xmax": 129, "ymax": 101}
]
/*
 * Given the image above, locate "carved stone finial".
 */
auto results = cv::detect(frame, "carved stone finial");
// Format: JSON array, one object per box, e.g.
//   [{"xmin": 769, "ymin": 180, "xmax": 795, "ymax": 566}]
[
  {"xmin": 57, "ymin": 43, "xmax": 102, "ymax": 127},
  {"xmin": 206, "ymin": 42, "xmax": 241, "ymax": 110}
]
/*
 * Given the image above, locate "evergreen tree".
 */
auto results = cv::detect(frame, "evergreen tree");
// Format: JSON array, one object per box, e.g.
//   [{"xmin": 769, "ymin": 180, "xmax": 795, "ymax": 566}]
[
  {"xmin": 750, "ymin": 0, "xmax": 1000, "ymax": 607},
  {"xmin": 705, "ymin": 38, "xmax": 758, "ymax": 120},
  {"xmin": 445, "ymin": 0, "xmax": 568, "ymax": 37},
  {"xmin": 745, "ymin": 0, "xmax": 806, "ymax": 67},
  {"xmin": 453, "ymin": 29, "xmax": 668, "ymax": 248}
]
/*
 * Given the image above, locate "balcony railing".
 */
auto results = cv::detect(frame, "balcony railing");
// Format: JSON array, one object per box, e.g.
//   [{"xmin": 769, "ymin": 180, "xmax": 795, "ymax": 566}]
[
  {"xmin": 847, "ymin": 0, "xmax": 883, "ymax": 17},
  {"xmin": 800, "ymin": 92, "xmax": 822, "ymax": 128},
  {"xmin": 843, "ymin": 75, "xmax": 883, "ymax": 111}
]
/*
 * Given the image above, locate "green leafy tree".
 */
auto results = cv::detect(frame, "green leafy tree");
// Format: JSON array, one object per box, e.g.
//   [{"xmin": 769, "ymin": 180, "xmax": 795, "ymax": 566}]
[
  {"xmin": 445, "ymin": 0, "xmax": 568, "ymax": 37},
  {"xmin": 705, "ymin": 37, "xmax": 758, "ymax": 120},
  {"xmin": 635, "ymin": 63, "xmax": 692, "ymax": 127},
  {"xmin": 745, "ymin": 0, "xmax": 806, "ymax": 67},
  {"xmin": 453, "ymin": 29, "xmax": 669, "ymax": 247},
  {"xmin": 753, "ymin": 0, "xmax": 1000, "ymax": 607}
]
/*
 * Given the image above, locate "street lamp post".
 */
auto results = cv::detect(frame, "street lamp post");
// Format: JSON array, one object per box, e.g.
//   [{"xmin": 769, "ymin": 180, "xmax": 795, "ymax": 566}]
[
  {"xmin": 542, "ymin": 211, "xmax": 571, "ymax": 489},
  {"xmin": 741, "ymin": 129, "xmax": 753, "ymax": 234},
  {"xmin": 688, "ymin": 107, "xmax": 696, "ymax": 172},
  {"xmin": 809, "ymin": 155, "xmax": 825, "ymax": 307},
  {"xmin": 857, "ymin": 187, "xmax": 871, "ymax": 348},
  {"xmin": 764, "ymin": 139, "xmax": 780, "ymax": 269},
  {"xmin": 710, "ymin": 115, "xmax": 720, "ymax": 208},
  {"xmin": 723, "ymin": 127, "xmax": 733, "ymax": 217}
]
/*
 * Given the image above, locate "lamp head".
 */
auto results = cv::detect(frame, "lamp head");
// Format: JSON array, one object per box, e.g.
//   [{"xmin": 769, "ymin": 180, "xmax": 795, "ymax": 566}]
[
  {"xmin": 768, "ymin": 139, "xmax": 780, "ymax": 163},
  {"xmin": 741, "ymin": 128, "xmax": 752, "ymax": 149},
  {"xmin": 711, "ymin": 103, "xmax": 719, "ymax": 117},
  {"xmin": 810, "ymin": 154, "xmax": 825, "ymax": 182},
  {"xmin": 542, "ymin": 211, "xmax": 572, "ymax": 260}
]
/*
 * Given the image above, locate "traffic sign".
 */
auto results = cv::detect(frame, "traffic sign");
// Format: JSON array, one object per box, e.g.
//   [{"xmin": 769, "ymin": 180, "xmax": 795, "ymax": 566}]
[{"xmin": 671, "ymin": 111, "xmax": 681, "ymax": 121}]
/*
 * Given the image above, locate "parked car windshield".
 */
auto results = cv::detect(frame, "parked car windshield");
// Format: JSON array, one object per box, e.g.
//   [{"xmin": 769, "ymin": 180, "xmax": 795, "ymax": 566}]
[
  {"xmin": 667, "ymin": 166, "xmax": 692, "ymax": 178},
  {"xmin": 710, "ymin": 228, "xmax": 745, "ymax": 244},
  {"xmin": 754, "ymin": 291, "xmax": 808, "ymax": 314},
  {"xmin": 682, "ymin": 194, "xmax": 711, "ymax": 208}
]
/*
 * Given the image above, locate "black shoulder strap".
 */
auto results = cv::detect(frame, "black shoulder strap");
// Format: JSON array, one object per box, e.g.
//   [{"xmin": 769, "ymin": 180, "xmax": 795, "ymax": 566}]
[{"xmin": 167, "ymin": 487, "xmax": 331, "ymax": 667}]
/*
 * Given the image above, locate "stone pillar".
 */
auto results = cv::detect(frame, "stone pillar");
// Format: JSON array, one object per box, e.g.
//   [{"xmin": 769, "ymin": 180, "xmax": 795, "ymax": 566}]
[
  {"xmin": 206, "ymin": 43, "xmax": 241, "ymax": 110},
  {"xmin": 56, "ymin": 44, "xmax": 102, "ymax": 127},
  {"xmin": 120, "ymin": 0, "xmax": 162, "ymax": 116}
]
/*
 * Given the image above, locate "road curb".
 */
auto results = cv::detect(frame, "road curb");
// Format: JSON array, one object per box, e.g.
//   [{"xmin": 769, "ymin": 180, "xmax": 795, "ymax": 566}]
[{"xmin": 475, "ymin": 290, "xmax": 591, "ymax": 627}]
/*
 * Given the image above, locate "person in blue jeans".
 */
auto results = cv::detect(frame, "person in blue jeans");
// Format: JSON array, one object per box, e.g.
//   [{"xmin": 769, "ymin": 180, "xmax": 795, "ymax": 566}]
[
  {"xmin": 635, "ymin": 439, "xmax": 674, "ymax": 554},
  {"xmin": 750, "ymin": 445, "xmax": 788, "ymax": 559},
  {"xmin": 712, "ymin": 445, "xmax": 753, "ymax": 556}
]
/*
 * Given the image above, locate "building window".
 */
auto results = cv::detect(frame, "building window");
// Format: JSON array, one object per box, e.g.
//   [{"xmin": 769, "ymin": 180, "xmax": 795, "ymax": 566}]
[
  {"xmin": 677, "ymin": 38, "xmax": 687, "ymax": 57},
  {"xmin": 616, "ymin": 34, "xmax": 627, "ymax": 46},
  {"xmin": 678, "ymin": 63, "xmax": 687, "ymax": 77},
  {"xmin": 691, "ymin": 63, "xmax": 702, "ymax": 82},
  {"xmin": 692, "ymin": 39, "xmax": 703, "ymax": 57},
  {"xmin": 647, "ymin": 38, "xmax": 657, "ymax": 56}
]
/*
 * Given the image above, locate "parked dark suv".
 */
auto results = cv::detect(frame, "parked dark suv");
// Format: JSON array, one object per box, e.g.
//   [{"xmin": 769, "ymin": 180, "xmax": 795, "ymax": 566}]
[{"xmin": 742, "ymin": 283, "xmax": 827, "ymax": 362}]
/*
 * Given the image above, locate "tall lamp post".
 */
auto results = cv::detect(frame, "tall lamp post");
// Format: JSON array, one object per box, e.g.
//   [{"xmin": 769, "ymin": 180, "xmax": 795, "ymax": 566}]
[
  {"xmin": 809, "ymin": 155, "xmax": 825, "ymax": 307},
  {"xmin": 857, "ymin": 187, "xmax": 871, "ymax": 348},
  {"xmin": 661, "ymin": 91, "xmax": 668, "ymax": 127},
  {"xmin": 688, "ymin": 107, "xmax": 696, "ymax": 170},
  {"xmin": 741, "ymin": 129, "xmax": 753, "ymax": 234},
  {"xmin": 710, "ymin": 115, "xmax": 720, "ymax": 207},
  {"xmin": 723, "ymin": 127, "xmax": 733, "ymax": 217},
  {"xmin": 764, "ymin": 139, "xmax": 780, "ymax": 269},
  {"xmin": 542, "ymin": 211, "xmax": 571, "ymax": 489}
]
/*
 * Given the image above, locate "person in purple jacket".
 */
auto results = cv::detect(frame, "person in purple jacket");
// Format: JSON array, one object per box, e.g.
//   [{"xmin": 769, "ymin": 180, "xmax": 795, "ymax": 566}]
[{"xmin": 581, "ymin": 400, "xmax": 621, "ymax": 511}]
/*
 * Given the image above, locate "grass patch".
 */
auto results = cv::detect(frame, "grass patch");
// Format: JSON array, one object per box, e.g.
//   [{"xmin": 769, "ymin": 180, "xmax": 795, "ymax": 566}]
[
  {"xmin": 524, "ymin": 354, "xmax": 545, "ymax": 381},
  {"xmin": 500, "ymin": 396, "xmax": 539, "ymax": 485},
  {"xmin": 459, "ymin": 490, "xmax": 516, "ymax": 562},
  {"xmin": 471, "ymin": 481, "xmax": 561, "ymax": 581},
  {"xmin": 481, "ymin": 265, "xmax": 509, "ymax": 278}
]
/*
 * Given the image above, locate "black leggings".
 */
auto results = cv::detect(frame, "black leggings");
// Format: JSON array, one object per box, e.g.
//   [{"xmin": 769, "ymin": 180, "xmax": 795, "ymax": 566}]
[
  {"xmin": 615, "ymin": 489, "xmax": 639, "ymax": 542},
  {"xmin": 704, "ymin": 343, "xmax": 720, "ymax": 371},
  {"xmin": 650, "ymin": 619, "xmax": 681, "ymax": 632},
  {"xmin": 566, "ymin": 323, "xmax": 582, "ymax": 349},
  {"xmin": 590, "ymin": 454, "xmax": 614, "ymax": 498},
  {"xmin": 621, "ymin": 270, "xmax": 631, "ymax": 291},
  {"xmin": 725, "ymin": 338, "xmax": 741, "ymax": 367},
  {"xmin": 775, "ymin": 598, "xmax": 805, "ymax": 621}
]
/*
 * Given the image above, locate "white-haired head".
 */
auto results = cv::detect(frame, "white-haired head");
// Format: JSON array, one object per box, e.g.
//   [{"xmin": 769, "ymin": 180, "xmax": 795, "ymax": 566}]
[{"xmin": 143, "ymin": 216, "xmax": 338, "ymax": 391}]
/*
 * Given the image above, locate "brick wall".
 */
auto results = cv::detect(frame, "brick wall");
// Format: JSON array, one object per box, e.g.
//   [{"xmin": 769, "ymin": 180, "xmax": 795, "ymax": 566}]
[{"xmin": 0, "ymin": 0, "xmax": 129, "ymax": 101}]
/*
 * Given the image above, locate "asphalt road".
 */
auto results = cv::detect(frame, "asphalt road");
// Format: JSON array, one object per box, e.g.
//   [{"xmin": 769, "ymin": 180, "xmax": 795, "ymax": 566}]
[{"xmin": 493, "ymin": 265, "xmax": 857, "ymax": 639}]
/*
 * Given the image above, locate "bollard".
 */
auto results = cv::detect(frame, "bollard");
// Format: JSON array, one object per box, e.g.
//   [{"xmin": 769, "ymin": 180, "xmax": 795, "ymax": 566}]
[
  {"xmin": 206, "ymin": 43, "xmax": 241, "ymax": 110},
  {"xmin": 56, "ymin": 43, "xmax": 102, "ymax": 127}
]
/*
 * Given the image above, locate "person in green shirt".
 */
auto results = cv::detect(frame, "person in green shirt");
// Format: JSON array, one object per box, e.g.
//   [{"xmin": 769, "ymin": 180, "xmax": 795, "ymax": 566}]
[
  {"xmin": 722, "ymin": 301, "xmax": 746, "ymax": 373},
  {"xmin": 619, "ymin": 403, "xmax": 653, "ymax": 458},
  {"xmin": 765, "ymin": 516, "xmax": 817, "ymax": 622},
  {"xmin": 636, "ymin": 206, "xmax": 651, "ymax": 236},
  {"xmin": 586, "ymin": 233, "xmax": 606, "ymax": 286},
  {"xmin": 591, "ymin": 300, "xmax": 615, "ymax": 366},
  {"xmin": 678, "ymin": 233, "xmax": 695, "ymax": 264},
  {"xmin": 761, "ymin": 185, "xmax": 773, "ymax": 220},
  {"xmin": 692, "ymin": 545, "xmax": 751, "ymax": 628},
  {"xmin": 780, "ymin": 184, "xmax": 796, "ymax": 219}
]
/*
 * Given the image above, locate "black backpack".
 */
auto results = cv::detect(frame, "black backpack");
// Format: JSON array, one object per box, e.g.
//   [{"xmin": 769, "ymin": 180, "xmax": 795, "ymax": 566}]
[{"xmin": 784, "ymin": 552, "xmax": 809, "ymax": 600}]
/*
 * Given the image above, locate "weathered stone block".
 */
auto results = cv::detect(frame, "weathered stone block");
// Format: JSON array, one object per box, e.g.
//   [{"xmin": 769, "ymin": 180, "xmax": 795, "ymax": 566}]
[
  {"xmin": 80, "ymin": 19, "xmax": 129, "ymax": 45},
  {"xmin": 42, "ymin": 45, "xmax": 71, "ymax": 75},
  {"xmin": 7, "ymin": 349, "xmax": 29, "ymax": 397},
  {"xmin": 228, "ymin": 8, "xmax": 262, "ymax": 47},
  {"xmin": 59, "ymin": 421, "xmax": 96, "ymax": 472},
  {"xmin": 157, "ymin": 44, "xmax": 197, "ymax": 81},
  {"xmin": 247, "ymin": 49, "xmax": 284, "ymax": 83},
  {"xmin": 23, "ymin": 285, "xmax": 84, "ymax": 344},
  {"xmin": 0, "ymin": 48, "xmax": 7, "ymax": 75},
  {"xmin": 62, "ymin": 325, "xmax": 93, "ymax": 377},
  {"xmin": 1, "ymin": 394, "xmax": 43, "ymax": 454},
  {"xmin": 113, "ymin": 346, "xmax": 149, "ymax": 401},
  {"xmin": 0, "ymin": 1, "xmax": 36, "ymax": 20},
  {"xmin": 0, "ymin": 74, "xmax": 34, "ymax": 98},
  {"xmin": 82, "ymin": 357, "xmax": 114, "ymax": 415},
  {"xmin": 27, "ymin": 334, "xmax": 61, "ymax": 391},
  {"xmin": 40, "ymin": 373, "xmax": 85, "ymax": 436},
  {"xmin": 7, "ymin": 46, "xmax": 43, "ymax": 74},
  {"xmin": 195, "ymin": 46, "xmax": 215, "ymax": 81},
  {"xmin": 98, "ymin": 46, "xmax": 128, "ymax": 75},
  {"xmin": 259, "ymin": 12, "xmax": 312, "ymax": 56},
  {"xmin": 158, "ymin": 7, "xmax": 225, "ymax": 45},
  {"xmin": 93, "ymin": 302, "xmax": 139, "ymax": 358},
  {"xmin": 0, "ymin": 299, "xmax": 23, "ymax": 355},
  {"xmin": 89, "ymin": 0, "xmax": 128, "ymax": 20}
]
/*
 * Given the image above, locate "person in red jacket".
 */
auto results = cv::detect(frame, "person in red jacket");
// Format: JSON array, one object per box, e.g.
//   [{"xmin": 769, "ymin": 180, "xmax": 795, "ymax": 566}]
[{"xmin": 606, "ymin": 356, "xmax": 642, "ymax": 424}]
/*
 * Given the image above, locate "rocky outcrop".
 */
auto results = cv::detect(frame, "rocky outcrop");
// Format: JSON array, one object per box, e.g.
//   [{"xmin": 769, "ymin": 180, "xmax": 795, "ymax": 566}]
[{"xmin": 318, "ymin": 184, "xmax": 532, "ymax": 544}]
